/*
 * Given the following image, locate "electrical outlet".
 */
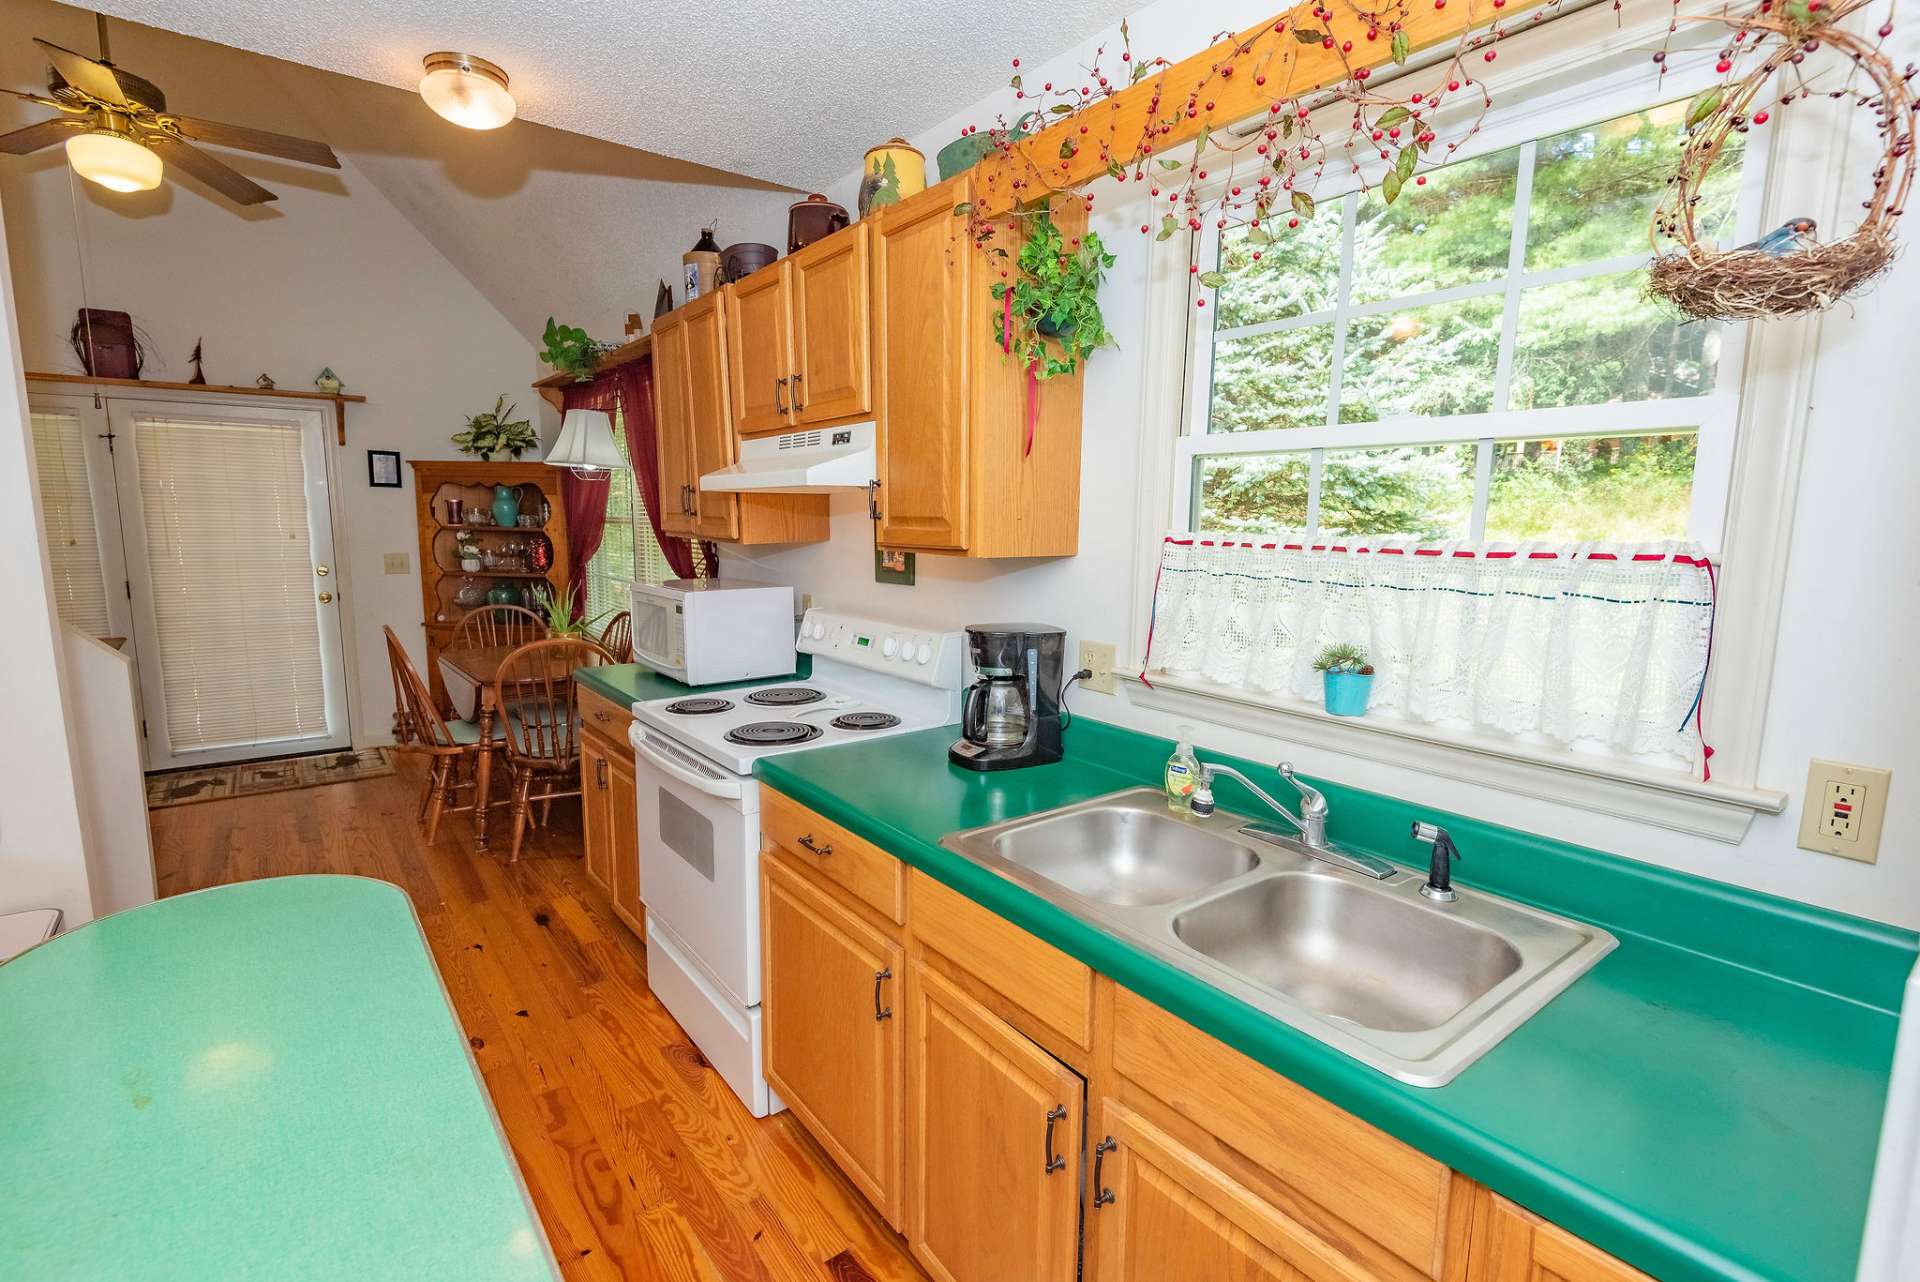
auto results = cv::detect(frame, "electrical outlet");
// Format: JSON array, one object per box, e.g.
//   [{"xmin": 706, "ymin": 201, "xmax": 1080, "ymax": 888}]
[
  {"xmin": 382, "ymin": 552, "xmax": 410, "ymax": 575},
  {"xmin": 1797, "ymin": 759, "xmax": 1891, "ymax": 863},
  {"xmin": 1077, "ymin": 640, "xmax": 1117, "ymax": 695}
]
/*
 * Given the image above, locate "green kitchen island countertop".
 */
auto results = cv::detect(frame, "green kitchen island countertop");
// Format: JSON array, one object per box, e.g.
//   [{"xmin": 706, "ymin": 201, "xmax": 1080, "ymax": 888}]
[
  {"xmin": 757, "ymin": 720, "xmax": 1917, "ymax": 1282},
  {"xmin": 0, "ymin": 876, "xmax": 559, "ymax": 1282},
  {"xmin": 575, "ymin": 655, "xmax": 810, "ymax": 709}
]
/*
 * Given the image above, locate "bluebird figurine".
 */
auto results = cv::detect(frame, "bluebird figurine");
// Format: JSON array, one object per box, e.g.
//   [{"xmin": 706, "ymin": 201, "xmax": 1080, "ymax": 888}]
[{"xmin": 1738, "ymin": 216, "xmax": 1818, "ymax": 256}]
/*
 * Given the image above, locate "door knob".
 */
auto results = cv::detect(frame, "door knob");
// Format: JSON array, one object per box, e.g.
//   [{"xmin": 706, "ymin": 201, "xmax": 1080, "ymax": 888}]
[
  {"xmin": 315, "ymin": 565, "xmax": 330, "ymax": 576},
  {"xmin": 317, "ymin": 591, "xmax": 334, "ymax": 604}
]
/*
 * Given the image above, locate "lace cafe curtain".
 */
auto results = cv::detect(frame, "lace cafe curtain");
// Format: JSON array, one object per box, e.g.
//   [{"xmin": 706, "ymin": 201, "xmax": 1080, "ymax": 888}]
[{"xmin": 1144, "ymin": 534, "xmax": 1717, "ymax": 770}]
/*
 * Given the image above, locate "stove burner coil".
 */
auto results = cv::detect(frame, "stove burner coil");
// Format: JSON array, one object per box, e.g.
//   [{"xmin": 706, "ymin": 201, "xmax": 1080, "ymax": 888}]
[
  {"xmin": 665, "ymin": 697, "xmax": 734, "ymax": 715},
  {"xmin": 831, "ymin": 712, "xmax": 902, "ymax": 731},
  {"xmin": 724, "ymin": 721, "xmax": 824, "ymax": 746},
  {"xmin": 744, "ymin": 686, "xmax": 825, "ymax": 707}
]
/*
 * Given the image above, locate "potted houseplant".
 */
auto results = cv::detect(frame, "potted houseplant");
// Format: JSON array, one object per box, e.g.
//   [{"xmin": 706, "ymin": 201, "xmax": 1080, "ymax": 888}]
[
  {"xmin": 455, "ymin": 532, "xmax": 482, "ymax": 572},
  {"xmin": 988, "ymin": 207, "xmax": 1115, "ymax": 380},
  {"xmin": 1314, "ymin": 642, "xmax": 1376, "ymax": 717},
  {"xmin": 540, "ymin": 318, "xmax": 615, "ymax": 383},
  {"xmin": 537, "ymin": 582, "xmax": 609, "ymax": 638},
  {"xmin": 452, "ymin": 395, "xmax": 538, "ymax": 461}
]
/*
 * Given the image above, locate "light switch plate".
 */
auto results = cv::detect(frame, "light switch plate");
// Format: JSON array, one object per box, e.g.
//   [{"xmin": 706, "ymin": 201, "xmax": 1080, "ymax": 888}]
[
  {"xmin": 383, "ymin": 552, "xmax": 409, "ymax": 575},
  {"xmin": 1797, "ymin": 759, "xmax": 1891, "ymax": 863},
  {"xmin": 1077, "ymin": 641, "xmax": 1117, "ymax": 695}
]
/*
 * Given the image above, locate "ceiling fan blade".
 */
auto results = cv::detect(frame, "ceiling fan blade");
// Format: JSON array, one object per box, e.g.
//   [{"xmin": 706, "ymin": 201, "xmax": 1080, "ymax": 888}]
[
  {"xmin": 168, "ymin": 116, "xmax": 339, "ymax": 169},
  {"xmin": 34, "ymin": 38, "xmax": 127, "ymax": 107},
  {"xmin": 0, "ymin": 116, "xmax": 85, "ymax": 155},
  {"xmin": 147, "ymin": 135, "xmax": 277, "ymax": 206}
]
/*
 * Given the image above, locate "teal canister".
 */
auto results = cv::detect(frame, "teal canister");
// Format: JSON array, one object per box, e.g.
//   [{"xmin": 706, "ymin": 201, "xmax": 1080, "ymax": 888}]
[{"xmin": 491, "ymin": 484, "xmax": 522, "ymax": 528}]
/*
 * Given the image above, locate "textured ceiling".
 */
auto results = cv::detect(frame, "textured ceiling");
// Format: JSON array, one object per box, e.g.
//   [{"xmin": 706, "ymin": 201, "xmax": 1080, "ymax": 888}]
[{"xmin": 82, "ymin": 0, "xmax": 1141, "ymax": 189}]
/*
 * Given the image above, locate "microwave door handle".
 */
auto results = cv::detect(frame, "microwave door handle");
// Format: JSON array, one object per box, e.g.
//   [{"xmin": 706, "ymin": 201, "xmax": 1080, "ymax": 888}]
[{"xmin": 628, "ymin": 725, "xmax": 744, "ymax": 800}]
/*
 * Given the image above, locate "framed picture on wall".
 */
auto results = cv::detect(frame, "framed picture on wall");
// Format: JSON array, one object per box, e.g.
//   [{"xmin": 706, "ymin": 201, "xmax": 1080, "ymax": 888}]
[{"xmin": 367, "ymin": 449, "xmax": 402, "ymax": 488}]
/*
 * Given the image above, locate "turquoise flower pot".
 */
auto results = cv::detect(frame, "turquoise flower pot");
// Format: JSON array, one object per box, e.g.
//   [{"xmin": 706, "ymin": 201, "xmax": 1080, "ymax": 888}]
[{"xmin": 1323, "ymin": 671, "xmax": 1373, "ymax": 717}]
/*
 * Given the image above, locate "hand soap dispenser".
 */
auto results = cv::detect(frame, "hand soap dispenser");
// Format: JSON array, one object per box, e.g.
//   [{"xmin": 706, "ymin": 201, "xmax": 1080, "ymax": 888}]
[{"xmin": 1165, "ymin": 725, "xmax": 1201, "ymax": 812}]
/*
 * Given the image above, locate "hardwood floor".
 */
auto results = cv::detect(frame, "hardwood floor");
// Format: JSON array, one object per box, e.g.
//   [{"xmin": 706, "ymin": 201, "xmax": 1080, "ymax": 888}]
[{"xmin": 149, "ymin": 756, "xmax": 928, "ymax": 1282}]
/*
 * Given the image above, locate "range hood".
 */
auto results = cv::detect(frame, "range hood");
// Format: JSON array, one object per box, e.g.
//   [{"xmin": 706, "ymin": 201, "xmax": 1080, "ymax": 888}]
[{"xmin": 700, "ymin": 422, "xmax": 876, "ymax": 494}]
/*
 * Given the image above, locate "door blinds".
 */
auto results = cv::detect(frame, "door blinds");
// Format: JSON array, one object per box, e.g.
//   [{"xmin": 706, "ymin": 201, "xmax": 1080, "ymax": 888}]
[{"xmin": 29, "ymin": 410, "xmax": 111, "ymax": 637}]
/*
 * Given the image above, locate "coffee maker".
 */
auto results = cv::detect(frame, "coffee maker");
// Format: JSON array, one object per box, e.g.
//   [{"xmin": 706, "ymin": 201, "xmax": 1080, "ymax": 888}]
[{"xmin": 948, "ymin": 624, "xmax": 1066, "ymax": 772}]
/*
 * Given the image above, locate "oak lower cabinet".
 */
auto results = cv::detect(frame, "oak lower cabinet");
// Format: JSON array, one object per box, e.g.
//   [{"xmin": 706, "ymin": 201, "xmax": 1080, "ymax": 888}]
[
  {"xmin": 577, "ymin": 684, "xmax": 641, "ymax": 934},
  {"xmin": 1467, "ymin": 1191, "xmax": 1653, "ymax": 1282},
  {"xmin": 907, "ymin": 963, "xmax": 1083, "ymax": 1282},
  {"xmin": 868, "ymin": 176, "xmax": 1084, "ymax": 558},
  {"xmin": 762, "ymin": 854, "xmax": 905, "ymax": 1224}
]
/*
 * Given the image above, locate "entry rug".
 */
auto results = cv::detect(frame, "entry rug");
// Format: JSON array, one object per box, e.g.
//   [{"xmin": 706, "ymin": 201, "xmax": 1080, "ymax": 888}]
[{"xmin": 146, "ymin": 748, "xmax": 396, "ymax": 810}]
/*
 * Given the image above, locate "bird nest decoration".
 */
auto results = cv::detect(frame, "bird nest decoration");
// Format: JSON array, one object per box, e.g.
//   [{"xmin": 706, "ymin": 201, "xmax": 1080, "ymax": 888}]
[{"xmin": 1650, "ymin": 0, "xmax": 1914, "ymax": 320}]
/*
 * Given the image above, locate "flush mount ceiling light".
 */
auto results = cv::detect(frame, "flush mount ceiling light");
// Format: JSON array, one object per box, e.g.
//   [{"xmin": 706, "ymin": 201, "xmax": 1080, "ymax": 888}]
[
  {"xmin": 418, "ymin": 53, "xmax": 516, "ymax": 130},
  {"xmin": 64, "ymin": 119, "xmax": 162, "ymax": 192}
]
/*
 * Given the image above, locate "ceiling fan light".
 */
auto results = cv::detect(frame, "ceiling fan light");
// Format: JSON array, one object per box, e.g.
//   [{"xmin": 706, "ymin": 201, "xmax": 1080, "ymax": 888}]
[
  {"xmin": 419, "ymin": 53, "xmax": 516, "ymax": 130},
  {"xmin": 65, "ymin": 129, "xmax": 162, "ymax": 193}
]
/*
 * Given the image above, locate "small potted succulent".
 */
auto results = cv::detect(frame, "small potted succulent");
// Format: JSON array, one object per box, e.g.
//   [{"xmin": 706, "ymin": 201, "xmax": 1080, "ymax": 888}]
[
  {"xmin": 1313, "ymin": 642, "xmax": 1376, "ymax": 717},
  {"xmin": 455, "ymin": 532, "xmax": 482, "ymax": 572}
]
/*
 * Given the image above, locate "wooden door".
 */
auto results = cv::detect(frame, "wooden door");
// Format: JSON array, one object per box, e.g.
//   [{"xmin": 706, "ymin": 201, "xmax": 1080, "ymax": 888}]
[
  {"xmin": 681, "ymin": 293, "xmax": 742, "ymax": 542},
  {"xmin": 870, "ymin": 181, "xmax": 970, "ymax": 551},
  {"xmin": 651, "ymin": 313, "xmax": 698, "ymax": 537},
  {"xmin": 606, "ymin": 749, "xmax": 642, "ymax": 934},
  {"xmin": 791, "ymin": 226, "xmax": 872, "ymax": 425},
  {"xmin": 727, "ymin": 267, "xmax": 794, "ymax": 434},
  {"xmin": 908, "ymin": 961, "xmax": 1081, "ymax": 1282},
  {"xmin": 763, "ymin": 858, "xmax": 904, "ymax": 1223},
  {"xmin": 580, "ymin": 733, "xmax": 613, "ymax": 894},
  {"xmin": 1088, "ymin": 1101, "xmax": 1327, "ymax": 1282},
  {"xmin": 1470, "ymin": 1191, "xmax": 1652, "ymax": 1282}
]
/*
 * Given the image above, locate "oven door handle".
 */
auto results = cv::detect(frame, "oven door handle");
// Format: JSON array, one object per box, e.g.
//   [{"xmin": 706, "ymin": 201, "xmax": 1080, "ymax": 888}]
[{"xmin": 628, "ymin": 724, "xmax": 745, "ymax": 800}]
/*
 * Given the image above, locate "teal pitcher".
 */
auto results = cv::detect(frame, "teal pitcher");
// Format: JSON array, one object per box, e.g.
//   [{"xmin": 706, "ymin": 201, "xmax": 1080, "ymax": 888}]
[{"xmin": 490, "ymin": 484, "xmax": 522, "ymax": 528}]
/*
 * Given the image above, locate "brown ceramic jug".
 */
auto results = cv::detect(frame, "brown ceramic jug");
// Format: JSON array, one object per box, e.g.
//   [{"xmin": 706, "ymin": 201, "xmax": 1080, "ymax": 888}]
[{"xmin": 787, "ymin": 194, "xmax": 850, "ymax": 254}]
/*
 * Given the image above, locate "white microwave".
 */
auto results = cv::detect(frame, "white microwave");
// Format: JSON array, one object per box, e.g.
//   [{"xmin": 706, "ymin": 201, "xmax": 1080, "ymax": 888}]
[{"xmin": 630, "ymin": 579, "xmax": 797, "ymax": 687}]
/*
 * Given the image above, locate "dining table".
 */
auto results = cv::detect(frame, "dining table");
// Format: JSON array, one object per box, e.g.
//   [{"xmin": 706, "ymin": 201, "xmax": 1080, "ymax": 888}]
[{"xmin": 437, "ymin": 642, "xmax": 588, "ymax": 848}]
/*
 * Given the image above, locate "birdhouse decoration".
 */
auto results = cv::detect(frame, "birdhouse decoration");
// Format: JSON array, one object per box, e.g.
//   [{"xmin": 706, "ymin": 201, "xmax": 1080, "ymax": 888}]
[
  {"xmin": 1648, "ymin": 0, "xmax": 1912, "ymax": 320},
  {"xmin": 314, "ymin": 367, "xmax": 343, "ymax": 394}
]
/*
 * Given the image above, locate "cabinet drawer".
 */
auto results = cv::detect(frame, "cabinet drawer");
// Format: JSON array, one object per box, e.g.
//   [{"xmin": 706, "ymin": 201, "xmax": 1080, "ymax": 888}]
[
  {"xmin": 908, "ymin": 871, "xmax": 1092, "ymax": 1050},
  {"xmin": 577, "ymin": 683, "xmax": 633, "ymax": 743},
  {"xmin": 761, "ymin": 788, "xmax": 904, "ymax": 924},
  {"xmin": 1113, "ymin": 987, "xmax": 1451, "ymax": 1279}
]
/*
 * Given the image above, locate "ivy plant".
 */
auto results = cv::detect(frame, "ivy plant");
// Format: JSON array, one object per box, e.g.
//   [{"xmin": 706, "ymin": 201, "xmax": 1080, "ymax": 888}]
[
  {"xmin": 540, "ymin": 317, "xmax": 614, "ymax": 383},
  {"xmin": 982, "ymin": 207, "xmax": 1116, "ymax": 381}
]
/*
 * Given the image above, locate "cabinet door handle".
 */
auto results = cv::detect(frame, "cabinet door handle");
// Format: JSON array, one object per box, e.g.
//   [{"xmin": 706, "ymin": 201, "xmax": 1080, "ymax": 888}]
[
  {"xmin": 796, "ymin": 833, "xmax": 833, "ymax": 857},
  {"xmin": 595, "ymin": 758, "xmax": 609, "ymax": 789},
  {"xmin": 873, "ymin": 967, "xmax": 893, "ymax": 1021},
  {"xmin": 774, "ymin": 375, "xmax": 790, "ymax": 415},
  {"xmin": 790, "ymin": 372, "xmax": 805, "ymax": 412},
  {"xmin": 1092, "ymin": 1136, "xmax": 1116, "ymax": 1207},
  {"xmin": 1043, "ymin": 1104, "xmax": 1068, "ymax": 1175}
]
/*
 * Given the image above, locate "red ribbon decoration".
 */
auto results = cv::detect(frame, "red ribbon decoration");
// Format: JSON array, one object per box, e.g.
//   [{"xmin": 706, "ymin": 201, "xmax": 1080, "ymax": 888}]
[{"xmin": 1003, "ymin": 288, "xmax": 1040, "ymax": 457}]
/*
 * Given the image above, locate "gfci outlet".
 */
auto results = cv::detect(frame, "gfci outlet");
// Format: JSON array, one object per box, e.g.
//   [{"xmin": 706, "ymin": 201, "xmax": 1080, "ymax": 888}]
[
  {"xmin": 1797, "ymin": 759, "xmax": 1891, "ymax": 863},
  {"xmin": 1077, "ymin": 641, "xmax": 1117, "ymax": 695}
]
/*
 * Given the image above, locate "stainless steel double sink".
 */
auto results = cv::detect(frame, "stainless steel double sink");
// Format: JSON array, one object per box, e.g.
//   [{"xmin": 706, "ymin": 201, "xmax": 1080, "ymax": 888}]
[{"xmin": 940, "ymin": 788, "xmax": 1616, "ymax": 1086}]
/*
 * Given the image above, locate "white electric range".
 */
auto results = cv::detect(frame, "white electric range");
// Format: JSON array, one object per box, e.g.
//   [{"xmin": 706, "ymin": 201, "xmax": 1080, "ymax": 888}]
[{"xmin": 627, "ymin": 607, "xmax": 964, "ymax": 1116}]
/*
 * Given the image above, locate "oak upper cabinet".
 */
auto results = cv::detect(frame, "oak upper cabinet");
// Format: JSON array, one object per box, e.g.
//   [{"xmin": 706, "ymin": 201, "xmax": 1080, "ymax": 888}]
[
  {"xmin": 650, "ymin": 308, "xmax": 698, "ymax": 537},
  {"xmin": 908, "ymin": 962, "xmax": 1083, "ymax": 1282},
  {"xmin": 762, "ymin": 856, "xmax": 905, "ymax": 1224},
  {"xmin": 869, "ymin": 175, "xmax": 1084, "ymax": 558},
  {"xmin": 651, "ymin": 293, "xmax": 831, "ymax": 546},
  {"xmin": 1468, "ymin": 1190, "xmax": 1654, "ymax": 1282},
  {"xmin": 728, "ymin": 227, "xmax": 873, "ymax": 435}
]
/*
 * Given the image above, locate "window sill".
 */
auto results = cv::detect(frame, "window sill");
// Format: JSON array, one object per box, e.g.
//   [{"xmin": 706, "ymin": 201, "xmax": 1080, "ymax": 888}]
[{"xmin": 1125, "ymin": 673, "xmax": 1786, "ymax": 843}]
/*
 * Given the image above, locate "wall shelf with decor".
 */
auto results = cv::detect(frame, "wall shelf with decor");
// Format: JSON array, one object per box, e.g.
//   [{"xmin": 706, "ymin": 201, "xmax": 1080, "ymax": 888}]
[
  {"xmin": 26, "ymin": 373, "xmax": 367, "ymax": 444},
  {"xmin": 409, "ymin": 459, "xmax": 571, "ymax": 711}
]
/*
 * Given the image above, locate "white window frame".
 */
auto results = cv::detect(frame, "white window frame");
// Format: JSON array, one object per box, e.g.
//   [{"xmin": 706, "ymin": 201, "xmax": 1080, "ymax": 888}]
[{"xmin": 1120, "ymin": 5, "xmax": 1851, "ymax": 840}]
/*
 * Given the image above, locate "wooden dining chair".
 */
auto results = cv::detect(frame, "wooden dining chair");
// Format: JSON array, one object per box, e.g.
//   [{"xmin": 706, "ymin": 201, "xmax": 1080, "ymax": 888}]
[
  {"xmin": 452, "ymin": 603, "xmax": 548, "ymax": 651},
  {"xmin": 598, "ymin": 610, "xmax": 633, "ymax": 663},
  {"xmin": 384, "ymin": 626, "xmax": 503, "ymax": 844},
  {"xmin": 493, "ymin": 636, "xmax": 613, "ymax": 862}
]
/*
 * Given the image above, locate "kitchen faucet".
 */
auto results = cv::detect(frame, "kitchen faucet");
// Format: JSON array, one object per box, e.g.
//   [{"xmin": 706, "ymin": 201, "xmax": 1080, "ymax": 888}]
[{"xmin": 1189, "ymin": 760, "xmax": 1395, "ymax": 880}]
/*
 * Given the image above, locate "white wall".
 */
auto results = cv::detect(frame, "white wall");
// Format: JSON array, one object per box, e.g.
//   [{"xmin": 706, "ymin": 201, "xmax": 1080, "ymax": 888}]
[
  {"xmin": 0, "ymin": 185, "xmax": 99, "ymax": 927},
  {"xmin": 60, "ymin": 627, "xmax": 156, "ymax": 914},
  {"xmin": 730, "ymin": 0, "xmax": 1920, "ymax": 929}
]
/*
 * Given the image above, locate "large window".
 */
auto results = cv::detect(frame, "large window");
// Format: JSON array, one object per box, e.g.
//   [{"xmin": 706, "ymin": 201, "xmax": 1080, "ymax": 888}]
[
  {"xmin": 1181, "ymin": 96, "xmax": 1755, "ymax": 548},
  {"xmin": 584, "ymin": 401, "xmax": 673, "ymax": 621}
]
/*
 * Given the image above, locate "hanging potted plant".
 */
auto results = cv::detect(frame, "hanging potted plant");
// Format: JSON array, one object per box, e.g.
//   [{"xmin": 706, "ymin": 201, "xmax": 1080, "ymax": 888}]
[
  {"xmin": 452, "ymin": 395, "xmax": 538, "ymax": 461},
  {"xmin": 539, "ymin": 317, "xmax": 616, "ymax": 383},
  {"xmin": 1314, "ymin": 643, "xmax": 1376, "ymax": 717},
  {"xmin": 987, "ymin": 206, "xmax": 1115, "ymax": 380}
]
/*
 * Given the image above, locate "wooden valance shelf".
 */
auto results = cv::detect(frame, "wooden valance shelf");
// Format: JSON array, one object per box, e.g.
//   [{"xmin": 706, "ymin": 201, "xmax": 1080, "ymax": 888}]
[
  {"xmin": 26, "ymin": 372, "xmax": 368, "ymax": 445},
  {"xmin": 531, "ymin": 332, "xmax": 651, "ymax": 411}
]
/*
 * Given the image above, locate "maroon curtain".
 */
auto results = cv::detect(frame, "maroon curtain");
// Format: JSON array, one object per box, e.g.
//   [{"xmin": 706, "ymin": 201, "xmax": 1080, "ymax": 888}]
[
  {"xmin": 612, "ymin": 356, "xmax": 713, "ymax": 579},
  {"xmin": 559, "ymin": 379, "xmax": 616, "ymax": 612}
]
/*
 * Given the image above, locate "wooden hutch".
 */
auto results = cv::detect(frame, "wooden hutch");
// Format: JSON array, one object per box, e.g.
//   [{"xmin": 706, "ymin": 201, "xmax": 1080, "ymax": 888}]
[{"xmin": 410, "ymin": 459, "xmax": 571, "ymax": 710}]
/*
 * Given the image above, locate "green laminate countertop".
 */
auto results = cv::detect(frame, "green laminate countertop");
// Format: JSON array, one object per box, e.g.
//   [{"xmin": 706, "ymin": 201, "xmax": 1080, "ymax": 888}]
[
  {"xmin": 756, "ymin": 719, "xmax": 1917, "ymax": 1282},
  {"xmin": 0, "ymin": 876, "xmax": 559, "ymax": 1282},
  {"xmin": 575, "ymin": 655, "xmax": 811, "ymax": 708}
]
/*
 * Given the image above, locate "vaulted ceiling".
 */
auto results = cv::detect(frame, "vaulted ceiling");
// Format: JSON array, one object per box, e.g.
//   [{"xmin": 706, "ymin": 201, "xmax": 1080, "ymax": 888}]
[{"xmin": 83, "ymin": 0, "xmax": 1141, "ymax": 189}]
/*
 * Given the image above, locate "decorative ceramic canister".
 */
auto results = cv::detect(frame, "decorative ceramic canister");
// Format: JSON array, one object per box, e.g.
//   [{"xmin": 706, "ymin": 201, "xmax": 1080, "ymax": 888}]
[
  {"xmin": 683, "ymin": 226, "xmax": 723, "ymax": 302},
  {"xmin": 858, "ymin": 137, "xmax": 926, "ymax": 218},
  {"xmin": 787, "ymin": 194, "xmax": 850, "ymax": 254}
]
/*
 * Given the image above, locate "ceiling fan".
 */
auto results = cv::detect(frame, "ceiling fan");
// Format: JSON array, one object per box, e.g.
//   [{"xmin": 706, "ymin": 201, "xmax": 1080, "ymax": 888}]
[{"xmin": 0, "ymin": 14, "xmax": 340, "ymax": 206}]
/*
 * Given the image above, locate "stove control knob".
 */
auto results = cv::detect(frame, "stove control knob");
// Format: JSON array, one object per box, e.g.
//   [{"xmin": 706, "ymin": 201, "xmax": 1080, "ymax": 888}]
[
  {"xmin": 915, "ymin": 643, "xmax": 931, "ymax": 665},
  {"xmin": 882, "ymin": 635, "xmax": 899, "ymax": 658},
  {"xmin": 810, "ymin": 621, "xmax": 827, "ymax": 640}
]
